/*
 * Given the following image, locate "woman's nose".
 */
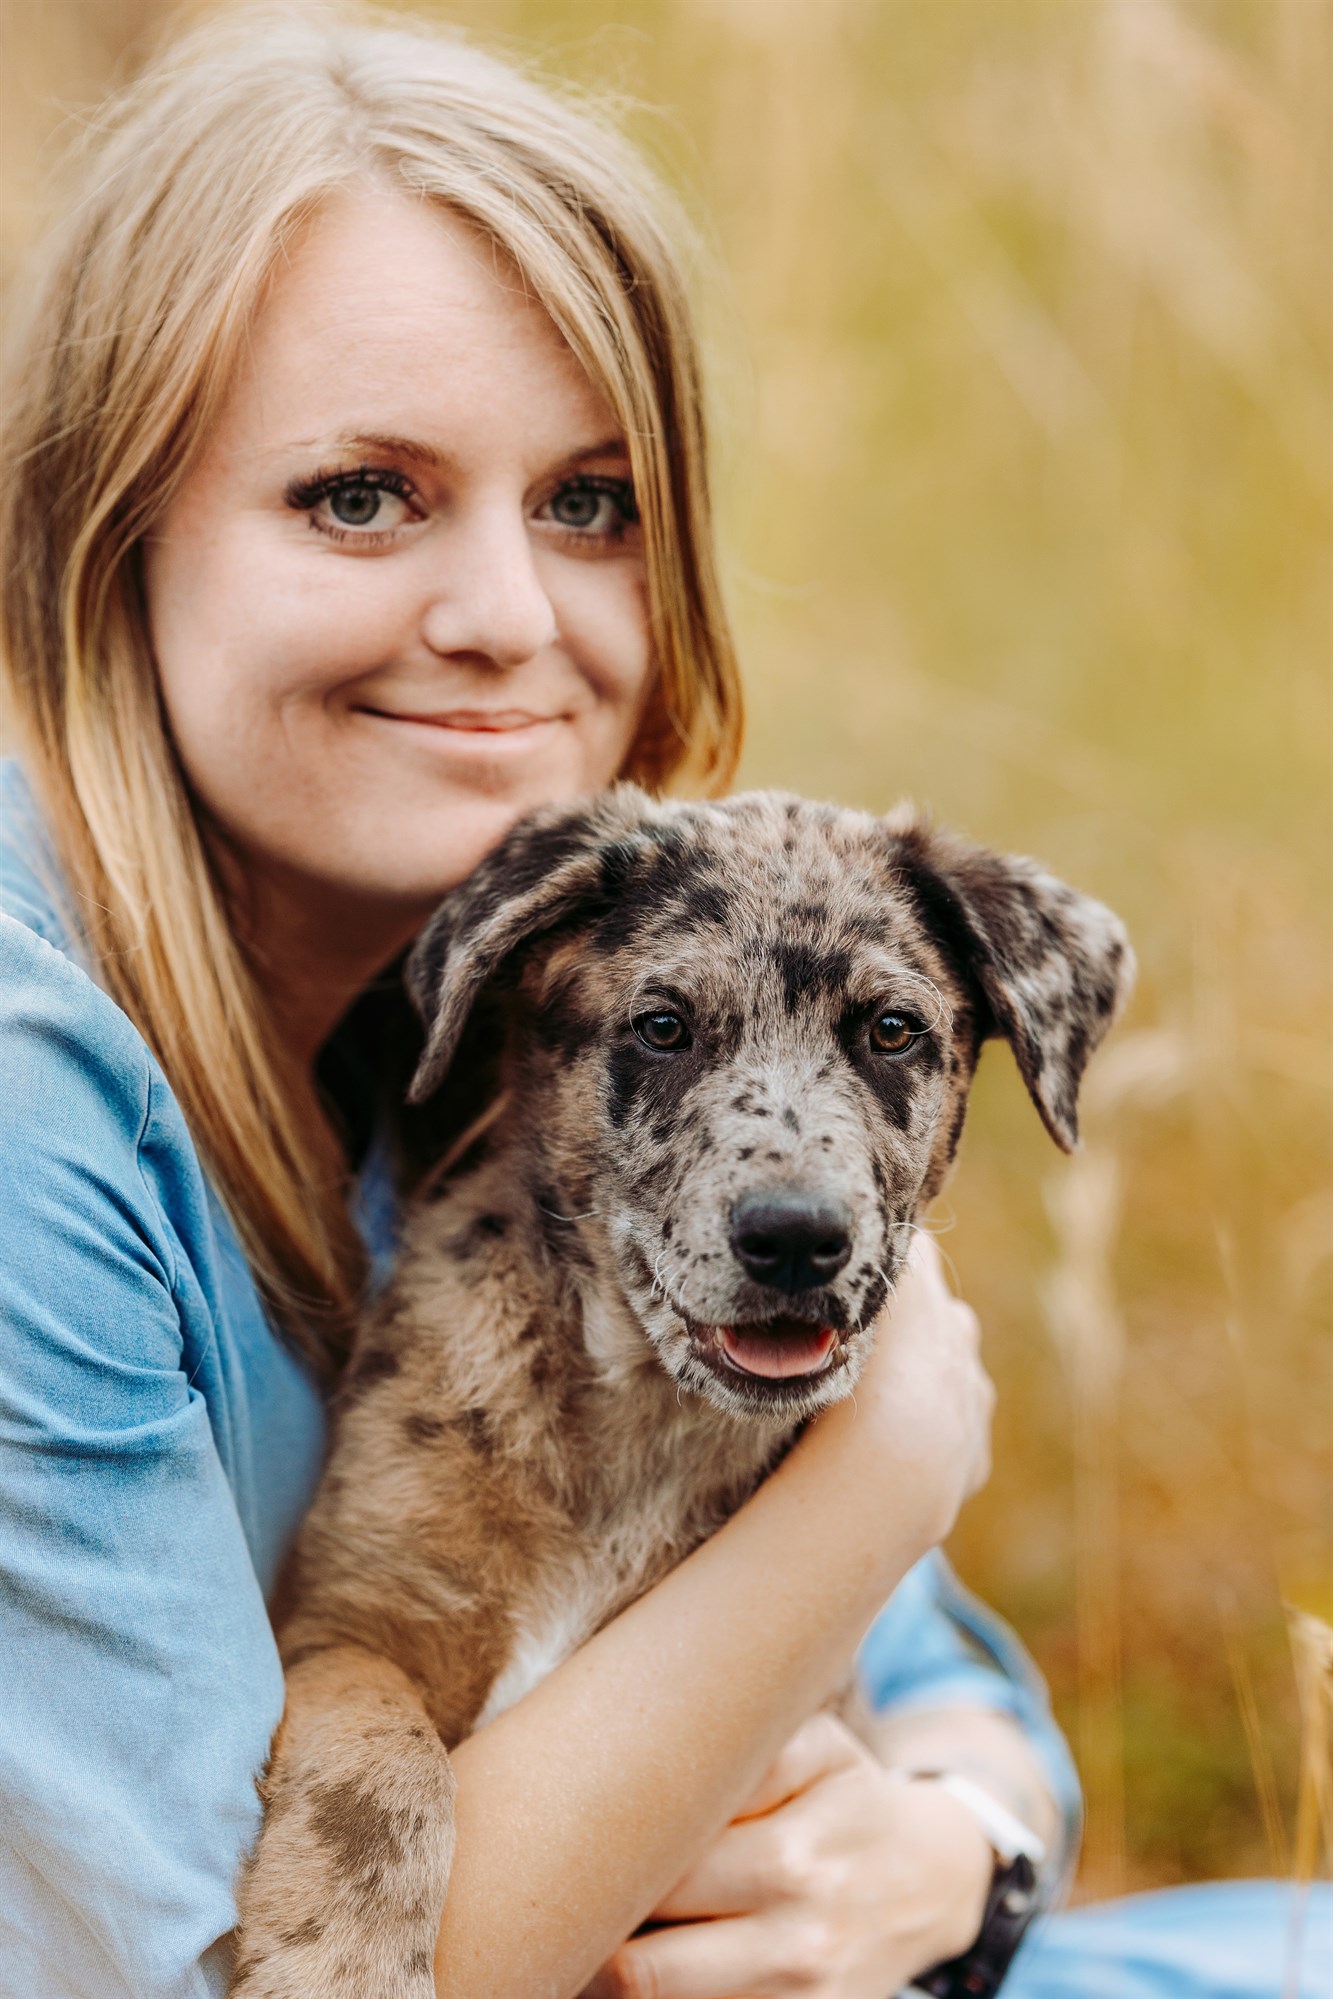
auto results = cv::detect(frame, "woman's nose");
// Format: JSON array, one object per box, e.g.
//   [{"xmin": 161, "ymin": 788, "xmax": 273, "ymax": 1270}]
[{"xmin": 418, "ymin": 502, "xmax": 558, "ymax": 669}]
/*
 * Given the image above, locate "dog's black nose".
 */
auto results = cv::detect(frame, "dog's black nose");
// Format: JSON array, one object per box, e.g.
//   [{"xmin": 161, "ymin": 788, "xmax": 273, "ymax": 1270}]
[{"xmin": 729, "ymin": 1190, "xmax": 854, "ymax": 1292}]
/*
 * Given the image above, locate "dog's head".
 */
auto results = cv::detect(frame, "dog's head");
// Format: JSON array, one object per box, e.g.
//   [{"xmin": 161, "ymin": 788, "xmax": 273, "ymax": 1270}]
[{"xmin": 406, "ymin": 789, "xmax": 1133, "ymax": 1422}]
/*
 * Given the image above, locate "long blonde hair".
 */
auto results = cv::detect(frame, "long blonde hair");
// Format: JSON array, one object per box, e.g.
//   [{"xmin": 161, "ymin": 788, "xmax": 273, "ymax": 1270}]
[{"xmin": 1, "ymin": 4, "xmax": 743, "ymax": 1370}]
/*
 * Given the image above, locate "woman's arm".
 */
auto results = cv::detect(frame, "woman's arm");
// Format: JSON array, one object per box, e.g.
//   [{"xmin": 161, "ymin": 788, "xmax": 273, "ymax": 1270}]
[
  {"xmin": 434, "ymin": 1241, "xmax": 992, "ymax": 1999},
  {"xmin": 580, "ymin": 1511, "xmax": 1077, "ymax": 1995},
  {"xmin": 0, "ymin": 919, "xmax": 291, "ymax": 1999},
  {"xmin": 584, "ymin": 1705, "xmax": 1063, "ymax": 1999},
  {"xmin": 574, "ymin": 1580, "xmax": 1070, "ymax": 1999}
]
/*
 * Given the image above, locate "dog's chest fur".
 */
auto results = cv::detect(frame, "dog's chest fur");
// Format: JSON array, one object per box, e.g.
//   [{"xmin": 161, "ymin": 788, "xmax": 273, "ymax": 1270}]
[{"xmin": 282, "ymin": 1150, "xmax": 791, "ymax": 1746}]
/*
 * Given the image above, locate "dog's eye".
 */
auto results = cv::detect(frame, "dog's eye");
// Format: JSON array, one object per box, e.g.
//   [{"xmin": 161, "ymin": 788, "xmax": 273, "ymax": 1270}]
[
  {"xmin": 869, "ymin": 1012, "xmax": 918, "ymax": 1055},
  {"xmin": 632, "ymin": 1010, "xmax": 692, "ymax": 1052}
]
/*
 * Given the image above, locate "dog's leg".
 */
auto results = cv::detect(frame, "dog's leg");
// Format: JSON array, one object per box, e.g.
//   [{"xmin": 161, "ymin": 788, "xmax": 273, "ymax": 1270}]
[{"xmin": 230, "ymin": 1645, "xmax": 454, "ymax": 1999}]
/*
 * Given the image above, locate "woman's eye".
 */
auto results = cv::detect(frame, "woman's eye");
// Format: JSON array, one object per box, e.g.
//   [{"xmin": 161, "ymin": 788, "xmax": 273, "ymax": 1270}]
[
  {"xmin": 632, "ymin": 1010, "xmax": 691, "ymax": 1052},
  {"xmin": 326, "ymin": 483, "xmax": 392, "ymax": 528},
  {"xmin": 321, "ymin": 480, "xmax": 413, "ymax": 533},
  {"xmin": 286, "ymin": 466, "xmax": 418, "ymax": 541},
  {"xmin": 540, "ymin": 476, "xmax": 638, "ymax": 539},
  {"xmin": 869, "ymin": 1012, "xmax": 918, "ymax": 1055}
]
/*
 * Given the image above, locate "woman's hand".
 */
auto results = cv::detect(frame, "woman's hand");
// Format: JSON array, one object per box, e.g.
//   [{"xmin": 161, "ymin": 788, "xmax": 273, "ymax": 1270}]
[
  {"xmin": 800, "ymin": 1233, "xmax": 994, "ymax": 1555},
  {"xmin": 585, "ymin": 1711, "xmax": 994, "ymax": 1998}
]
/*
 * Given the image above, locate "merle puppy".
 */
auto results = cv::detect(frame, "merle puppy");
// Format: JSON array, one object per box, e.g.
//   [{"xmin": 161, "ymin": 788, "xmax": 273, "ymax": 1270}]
[{"xmin": 231, "ymin": 787, "xmax": 1132, "ymax": 1999}]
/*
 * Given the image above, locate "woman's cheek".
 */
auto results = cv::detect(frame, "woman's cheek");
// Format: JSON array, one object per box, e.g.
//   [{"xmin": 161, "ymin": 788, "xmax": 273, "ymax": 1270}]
[{"xmin": 554, "ymin": 559, "xmax": 654, "ymax": 733}]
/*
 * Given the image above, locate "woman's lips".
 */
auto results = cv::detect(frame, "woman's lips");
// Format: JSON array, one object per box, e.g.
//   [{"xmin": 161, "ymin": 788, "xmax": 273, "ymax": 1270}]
[
  {"xmin": 356, "ymin": 706, "xmax": 563, "ymax": 749},
  {"xmin": 361, "ymin": 706, "xmax": 557, "ymax": 729}
]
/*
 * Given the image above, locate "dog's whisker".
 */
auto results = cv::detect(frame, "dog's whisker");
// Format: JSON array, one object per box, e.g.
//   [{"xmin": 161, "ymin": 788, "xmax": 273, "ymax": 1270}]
[
  {"xmin": 651, "ymin": 1249, "xmax": 694, "ymax": 1319},
  {"xmin": 889, "ymin": 1212, "xmax": 955, "ymax": 1240},
  {"xmin": 918, "ymin": 977, "xmax": 952, "ymax": 1036},
  {"xmin": 886, "ymin": 1220, "xmax": 934, "ymax": 1251},
  {"xmin": 887, "ymin": 1220, "xmax": 963, "ymax": 1293},
  {"xmin": 894, "ymin": 971, "xmax": 953, "ymax": 1037}
]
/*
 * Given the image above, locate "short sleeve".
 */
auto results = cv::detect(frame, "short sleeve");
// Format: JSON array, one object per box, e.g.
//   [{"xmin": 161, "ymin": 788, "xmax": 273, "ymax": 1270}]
[
  {"xmin": 0, "ymin": 916, "xmax": 283, "ymax": 1998},
  {"xmin": 857, "ymin": 1550, "xmax": 1082, "ymax": 1867}
]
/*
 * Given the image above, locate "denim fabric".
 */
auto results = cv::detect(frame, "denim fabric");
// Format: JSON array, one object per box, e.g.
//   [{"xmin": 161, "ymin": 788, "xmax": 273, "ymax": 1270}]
[
  {"xmin": 1008, "ymin": 1881, "xmax": 1333, "ymax": 1999},
  {"xmin": 856, "ymin": 1548, "xmax": 1082, "ymax": 1874},
  {"xmin": 0, "ymin": 758, "xmax": 1081, "ymax": 1997}
]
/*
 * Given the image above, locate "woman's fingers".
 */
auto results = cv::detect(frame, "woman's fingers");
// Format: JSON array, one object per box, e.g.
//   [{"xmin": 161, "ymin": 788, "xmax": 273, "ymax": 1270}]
[
  {"xmin": 653, "ymin": 1816, "xmax": 789, "ymax": 1919},
  {"xmin": 647, "ymin": 1799, "xmax": 835, "ymax": 1919},
  {"xmin": 732, "ymin": 1711, "xmax": 862, "ymax": 1821},
  {"xmin": 585, "ymin": 1911, "xmax": 825, "ymax": 1998},
  {"xmin": 653, "ymin": 1716, "xmax": 865, "ymax": 1920},
  {"xmin": 843, "ymin": 1235, "xmax": 995, "ymax": 1539}
]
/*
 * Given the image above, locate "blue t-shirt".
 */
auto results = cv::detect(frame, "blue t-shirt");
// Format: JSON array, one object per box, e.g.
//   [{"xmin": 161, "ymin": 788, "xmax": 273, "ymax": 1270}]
[{"xmin": 0, "ymin": 758, "xmax": 1078, "ymax": 1998}]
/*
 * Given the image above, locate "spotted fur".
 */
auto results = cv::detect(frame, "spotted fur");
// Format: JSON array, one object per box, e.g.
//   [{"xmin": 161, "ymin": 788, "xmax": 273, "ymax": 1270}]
[{"xmin": 231, "ymin": 788, "xmax": 1132, "ymax": 1997}]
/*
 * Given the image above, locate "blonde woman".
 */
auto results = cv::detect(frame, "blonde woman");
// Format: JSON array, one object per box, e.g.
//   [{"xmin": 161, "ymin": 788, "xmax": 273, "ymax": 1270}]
[{"xmin": 0, "ymin": 11, "xmax": 1094, "ymax": 1998}]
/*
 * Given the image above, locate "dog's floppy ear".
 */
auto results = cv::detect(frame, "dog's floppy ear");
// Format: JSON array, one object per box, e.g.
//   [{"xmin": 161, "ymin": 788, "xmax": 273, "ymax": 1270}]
[
  {"xmin": 405, "ymin": 785, "xmax": 660, "ymax": 1103},
  {"xmin": 887, "ymin": 813, "xmax": 1135, "ymax": 1151}
]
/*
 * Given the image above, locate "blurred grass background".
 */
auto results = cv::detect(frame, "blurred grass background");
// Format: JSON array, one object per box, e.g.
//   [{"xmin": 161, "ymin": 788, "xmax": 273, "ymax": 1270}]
[{"xmin": 3, "ymin": 0, "xmax": 1329, "ymax": 1900}]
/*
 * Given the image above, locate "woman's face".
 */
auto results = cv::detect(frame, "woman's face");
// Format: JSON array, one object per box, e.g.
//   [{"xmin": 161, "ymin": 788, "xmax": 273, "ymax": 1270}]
[{"xmin": 144, "ymin": 192, "xmax": 652, "ymax": 928}]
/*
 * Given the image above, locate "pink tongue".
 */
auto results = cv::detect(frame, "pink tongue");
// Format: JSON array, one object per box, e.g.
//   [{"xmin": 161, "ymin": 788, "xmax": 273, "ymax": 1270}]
[{"xmin": 718, "ymin": 1324, "xmax": 837, "ymax": 1379}]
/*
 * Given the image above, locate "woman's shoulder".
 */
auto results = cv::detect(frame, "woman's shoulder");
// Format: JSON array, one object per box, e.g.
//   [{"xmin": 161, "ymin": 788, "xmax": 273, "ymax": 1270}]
[
  {"xmin": 2, "ymin": 899, "xmax": 146, "ymax": 1077},
  {"xmin": 0, "ymin": 894, "xmax": 214, "ymax": 1291},
  {"xmin": 1, "ymin": 760, "xmax": 227, "ymax": 1254}
]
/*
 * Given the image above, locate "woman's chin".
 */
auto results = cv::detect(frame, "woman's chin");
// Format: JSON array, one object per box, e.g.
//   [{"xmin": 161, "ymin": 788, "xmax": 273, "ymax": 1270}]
[{"xmin": 347, "ymin": 784, "xmax": 590, "ymax": 910}]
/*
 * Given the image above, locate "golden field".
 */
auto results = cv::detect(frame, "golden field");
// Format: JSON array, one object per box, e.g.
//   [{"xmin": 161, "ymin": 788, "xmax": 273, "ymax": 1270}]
[{"xmin": 3, "ymin": 0, "xmax": 1330, "ymax": 1899}]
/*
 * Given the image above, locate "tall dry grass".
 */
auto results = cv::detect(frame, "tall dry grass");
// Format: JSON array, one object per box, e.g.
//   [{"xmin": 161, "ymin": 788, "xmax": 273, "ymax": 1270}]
[
  {"xmin": 1286, "ymin": 1606, "xmax": 1333, "ymax": 1993},
  {"xmin": 1042, "ymin": 1145, "xmax": 1127, "ymax": 1899},
  {"xmin": 3, "ymin": 0, "xmax": 1329, "ymax": 1895}
]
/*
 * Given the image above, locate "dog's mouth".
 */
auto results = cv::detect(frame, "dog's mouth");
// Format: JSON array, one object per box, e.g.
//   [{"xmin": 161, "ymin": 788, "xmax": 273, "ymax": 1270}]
[
  {"xmin": 638, "ymin": 1271, "xmax": 855, "ymax": 1401},
  {"xmin": 696, "ymin": 1315, "xmax": 841, "ymax": 1382},
  {"xmin": 671, "ymin": 1303, "xmax": 839, "ymax": 1383}
]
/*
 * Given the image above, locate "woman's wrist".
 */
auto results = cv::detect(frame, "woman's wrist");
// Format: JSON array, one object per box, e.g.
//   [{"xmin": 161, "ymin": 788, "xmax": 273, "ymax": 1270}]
[
  {"xmin": 786, "ymin": 1402, "xmax": 955, "ymax": 1592},
  {"xmin": 870, "ymin": 1703, "xmax": 1065, "ymax": 1869},
  {"xmin": 885, "ymin": 1773, "xmax": 997, "ymax": 1972}
]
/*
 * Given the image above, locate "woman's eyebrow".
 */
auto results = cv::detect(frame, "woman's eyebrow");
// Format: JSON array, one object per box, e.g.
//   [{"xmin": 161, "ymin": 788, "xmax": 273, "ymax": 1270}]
[
  {"xmin": 561, "ymin": 437, "xmax": 632, "ymax": 466},
  {"xmin": 281, "ymin": 431, "xmax": 449, "ymax": 469},
  {"xmin": 281, "ymin": 431, "xmax": 631, "ymax": 469}
]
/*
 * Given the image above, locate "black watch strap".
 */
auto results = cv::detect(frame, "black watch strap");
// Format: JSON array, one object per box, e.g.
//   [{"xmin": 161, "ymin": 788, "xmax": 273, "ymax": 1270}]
[{"xmin": 905, "ymin": 1850, "xmax": 1040, "ymax": 1999}]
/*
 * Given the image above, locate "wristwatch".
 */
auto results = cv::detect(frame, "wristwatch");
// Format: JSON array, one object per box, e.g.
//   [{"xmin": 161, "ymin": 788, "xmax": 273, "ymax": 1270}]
[{"xmin": 900, "ymin": 1772, "xmax": 1048, "ymax": 1999}]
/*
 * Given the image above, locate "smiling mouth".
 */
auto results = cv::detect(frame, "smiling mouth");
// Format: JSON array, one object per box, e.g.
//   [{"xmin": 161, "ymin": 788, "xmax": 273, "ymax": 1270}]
[{"xmin": 358, "ymin": 707, "xmax": 560, "ymax": 733}]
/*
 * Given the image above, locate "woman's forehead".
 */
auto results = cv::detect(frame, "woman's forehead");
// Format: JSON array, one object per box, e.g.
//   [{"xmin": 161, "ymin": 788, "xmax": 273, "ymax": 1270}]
[{"xmin": 212, "ymin": 190, "xmax": 622, "ymax": 474}]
